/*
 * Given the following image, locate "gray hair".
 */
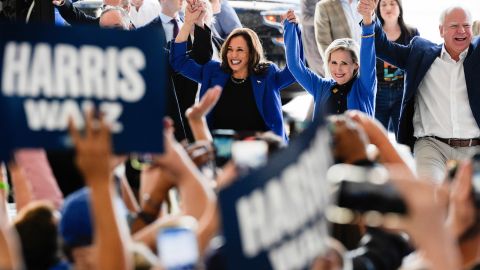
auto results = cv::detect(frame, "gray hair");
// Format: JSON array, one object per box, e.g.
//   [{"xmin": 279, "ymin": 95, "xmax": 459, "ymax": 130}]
[
  {"xmin": 204, "ymin": 0, "xmax": 216, "ymax": 27},
  {"xmin": 120, "ymin": 0, "xmax": 130, "ymax": 8},
  {"xmin": 439, "ymin": 5, "xmax": 472, "ymax": 25},
  {"xmin": 100, "ymin": 5, "xmax": 131, "ymax": 29},
  {"xmin": 323, "ymin": 38, "xmax": 360, "ymax": 79}
]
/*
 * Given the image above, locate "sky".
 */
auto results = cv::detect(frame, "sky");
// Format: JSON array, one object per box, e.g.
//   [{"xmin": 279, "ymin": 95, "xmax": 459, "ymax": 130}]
[{"xmin": 402, "ymin": 0, "xmax": 480, "ymax": 42}]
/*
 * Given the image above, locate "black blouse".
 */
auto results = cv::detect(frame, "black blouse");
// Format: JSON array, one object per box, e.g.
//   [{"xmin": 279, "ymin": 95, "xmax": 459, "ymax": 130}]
[
  {"xmin": 324, "ymin": 77, "xmax": 356, "ymax": 115},
  {"xmin": 211, "ymin": 76, "xmax": 268, "ymax": 132}
]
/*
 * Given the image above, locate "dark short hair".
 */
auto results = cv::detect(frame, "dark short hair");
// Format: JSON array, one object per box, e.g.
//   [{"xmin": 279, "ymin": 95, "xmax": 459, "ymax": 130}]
[
  {"xmin": 14, "ymin": 201, "xmax": 61, "ymax": 270},
  {"xmin": 376, "ymin": 0, "xmax": 415, "ymax": 37},
  {"xmin": 220, "ymin": 28, "xmax": 271, "ymax": 75}
]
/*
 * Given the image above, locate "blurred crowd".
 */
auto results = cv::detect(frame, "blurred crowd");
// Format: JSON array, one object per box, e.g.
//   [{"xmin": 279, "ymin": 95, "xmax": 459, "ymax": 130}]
[{"xmin": 1, "ymin": 0, "xmax": 480, "ymax": 269}]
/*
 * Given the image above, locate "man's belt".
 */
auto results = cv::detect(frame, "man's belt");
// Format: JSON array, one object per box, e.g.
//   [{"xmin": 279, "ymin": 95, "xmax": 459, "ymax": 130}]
[{"xmin": 430, "ymin": 136, "xmax": 480, "ymax": 147}]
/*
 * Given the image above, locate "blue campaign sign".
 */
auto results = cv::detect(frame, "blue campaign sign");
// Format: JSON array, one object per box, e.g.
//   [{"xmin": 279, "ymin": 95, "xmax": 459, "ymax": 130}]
[
  {"xmin": 219, "ymin": 120, "xmax": 333, "ymax": 270},
  {"xmin": 0, "ymin": 23, "xmax": 167, "ymax": 161}
]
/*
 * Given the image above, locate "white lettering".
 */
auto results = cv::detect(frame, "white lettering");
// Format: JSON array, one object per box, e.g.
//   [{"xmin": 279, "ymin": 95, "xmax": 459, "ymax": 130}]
[
  {"xmin": 23, "ymin": 99, "xmax": 123, "ymax": 133},
  {"xmin": 80, "ymin": 45, "xmax": 105, "ymax": 99},
  {"xmin": 268, "ymin": 221, "xmax": 328, "ymax": 270},
  {"xmin": 236, "ymin": 190, "xmax": 266, "ymax": 257},
  {"xmin": 24, "ymin": 99, "xmax": 61, "ymax": 131},
  {"xmin": 119, "ymin": 47, "xmax": 145, "ymax": 102},
  {"xmin": 236, "ymin": 127, "xmax": 332, "ymax": 261},
  {"xmin": 104, "ymin": 47, "xmax": 119, "ymax": 100},
  {"xmin": 28, "ymin": 43, "xmax": 54, "ymax": 97},
  {"xmin": 54, "ymin": 44, "xmax": 80, "ymax": 98},
  {"xmin": 60, "ymin": 99, "xmax": 85, "ymax": 130},
  {"xmin": 100, "ymin": 102, "xmax": 123, "ymax": 132},
  {"xmin": 2, "ymin": 42, "xmax": 146, "ymax": 102},
  {"xmin": 2, "ymin": 42, "xmax": 30, "ymax": 96}
]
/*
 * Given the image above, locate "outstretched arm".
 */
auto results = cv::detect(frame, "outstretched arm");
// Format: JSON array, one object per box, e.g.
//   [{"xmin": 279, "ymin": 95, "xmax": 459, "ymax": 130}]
[
  {"xmin": 53, "ymin": 0, "xmax": 99, "ymax": 25},
  {"xmin": 357, "ymin": 0, "xmax": 410, "ymax": 69},
  {"xmin": 170, "ymin": 1, "xmax": 208, "ymax": 82},
  {"xmin": 346, "ymin": 110, "xmax": 414, "ymax": 179},
  {"xmin": 69, "ymin": 110, "xmax": 132, "ymax": 270},
  {"xmin": 175, "ymin": 0, "xmax": 204, "ymax": 43},
  {"xmin": 186, "ymin": 86, "xmax": 222, "ymax": 142},
  {"xmin": 283, "ymin": 10, "xmax": 330, "ymax": 97},
  {"xmin": 356, "ymin": 0, "xmax": 377, "ymax": 116},
  {"xmin": 0, "ymin": 163, "xmax": 24, "ymax": 270}
]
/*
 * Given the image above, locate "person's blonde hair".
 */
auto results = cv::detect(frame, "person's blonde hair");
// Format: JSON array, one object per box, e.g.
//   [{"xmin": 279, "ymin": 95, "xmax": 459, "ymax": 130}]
[
  {"xmin": 323, "ymin": 38, "xmax": 360, "ymax": 79},
  {"xmin": 203, "ymin": 0, "xmax": 215, "ymax": 27},
  {"xmin": 473, "ymin": 20, "xmax": 480, "ymax": 36}
]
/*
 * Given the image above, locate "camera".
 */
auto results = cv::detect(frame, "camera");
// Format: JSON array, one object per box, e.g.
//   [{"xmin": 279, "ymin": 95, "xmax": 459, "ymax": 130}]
[{"xmin": 327, "ymin": 164, "xmax": 407, "ymax": 215}]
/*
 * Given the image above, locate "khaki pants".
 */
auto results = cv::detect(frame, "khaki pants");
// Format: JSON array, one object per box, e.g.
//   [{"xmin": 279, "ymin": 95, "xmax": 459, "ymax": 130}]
[{"xmin": 414, "ymin": 137, "xmax": 480, "ymax": 183}]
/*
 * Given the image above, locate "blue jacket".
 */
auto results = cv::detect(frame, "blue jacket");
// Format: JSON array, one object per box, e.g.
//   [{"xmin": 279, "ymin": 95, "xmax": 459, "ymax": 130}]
[
  {"xmin": 283, "ymin": 20, "xmax": 377, "ymax": 120},
  {"xmin": 372, "ymin": 19, "xmax": 480, "ymax": 148},
  {"xmin": 169, "ymin": 41, "xmax": 296, "ymax": 141}
]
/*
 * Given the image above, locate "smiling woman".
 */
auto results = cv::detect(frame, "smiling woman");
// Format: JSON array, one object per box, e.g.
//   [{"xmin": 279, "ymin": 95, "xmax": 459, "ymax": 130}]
[
  {"xmin": 170, "ymin": 1, "xmax": 296, "ymax": 141},
  {"xmin": 283, "ymin": 8, "xmax": 377, "ymax": 120}
]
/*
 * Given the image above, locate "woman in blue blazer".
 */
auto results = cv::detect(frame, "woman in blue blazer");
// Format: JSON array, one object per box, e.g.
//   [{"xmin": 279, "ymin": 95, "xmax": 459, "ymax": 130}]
[
  {"xmin": 170, "ymin": 4, "xmax": 295, "ymax": 141},
  {"xmin": 283, "ymin": 10, "xmax": 377, "ymax": 120}
]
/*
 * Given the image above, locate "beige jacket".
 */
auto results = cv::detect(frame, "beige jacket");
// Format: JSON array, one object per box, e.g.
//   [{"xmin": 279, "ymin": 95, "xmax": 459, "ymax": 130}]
[{"xmin": 314, "ymin": 0, "xmax": 352, "ymax": 59}]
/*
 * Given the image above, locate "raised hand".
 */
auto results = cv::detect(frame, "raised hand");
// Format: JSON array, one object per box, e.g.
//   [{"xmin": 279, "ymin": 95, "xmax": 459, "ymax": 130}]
[
  {"xmin": 357, "ymin": 0, "xmax": 376, "ymax": 25},
  {"xmin": 383, "ymin": 166, "xmax": 461, "ymax": 270},
  {"xmin": 52, "ymin": 0, "xmax": 65, "ymax": 6},
  {"xmin": 346, "ymin": 110, "xmax": 387, "ymax": 146},
  {"xmin": 184, "ymin": 0, "xmax": 206, "ymax": 26},
  {"xmin": 151, "ymin": 118, "xmax": 198, "ymax": 180},
  {"xmin": 194, "ymin": 0, "xmax": 208, "ymax": 27},
  {"xmin": 186, "ymin": 86, "xmax": 222, "ymax": 141},
  {"xmin": 284, "ymin": 9, "xmax": 298, "ymax": 24},
  {"xmin": 186, "ymin": 86, "xmax": 222, "ymax": 121},
  {"xmin": 69, "ymin": 109, "xmax": 112, "ymax": 186}
]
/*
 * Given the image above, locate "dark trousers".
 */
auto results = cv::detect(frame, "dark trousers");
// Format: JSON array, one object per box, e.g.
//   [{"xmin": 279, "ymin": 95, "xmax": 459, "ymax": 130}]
[{"xmin": 374, "ymin": 84, "xmax": 403, "ymax": 137}]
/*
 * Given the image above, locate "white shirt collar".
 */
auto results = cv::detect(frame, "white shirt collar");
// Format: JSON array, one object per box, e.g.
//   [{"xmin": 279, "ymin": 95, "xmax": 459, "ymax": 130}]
[
  {"xmin": 440, "ymin": 44, "xmax": 469, "ymax": 62},
  {"xmin": 159, "ymin": 13, "xmax": 178, "ymax": 24}
]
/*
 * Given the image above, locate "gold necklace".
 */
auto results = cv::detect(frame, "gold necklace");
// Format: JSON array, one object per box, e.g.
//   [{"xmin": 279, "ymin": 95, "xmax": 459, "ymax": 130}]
[{"xmin": 231, "ymin": 76, "xmax": 247, "ymax": 84}]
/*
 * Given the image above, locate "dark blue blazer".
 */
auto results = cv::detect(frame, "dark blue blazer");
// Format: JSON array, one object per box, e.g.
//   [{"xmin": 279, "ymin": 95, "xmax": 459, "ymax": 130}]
[{"xmin": 373, "ymin": 19, "xmax": 480, "ymax": 148}]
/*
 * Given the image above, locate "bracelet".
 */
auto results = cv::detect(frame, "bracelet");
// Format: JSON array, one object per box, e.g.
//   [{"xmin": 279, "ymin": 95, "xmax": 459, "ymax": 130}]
[
  {"xmin": 0, "ymin": 182, "xmax": 9, "ymax": 193},
  {"xmin": 362, "ymin": 33, "xmax": 375, "ymax": 38}
]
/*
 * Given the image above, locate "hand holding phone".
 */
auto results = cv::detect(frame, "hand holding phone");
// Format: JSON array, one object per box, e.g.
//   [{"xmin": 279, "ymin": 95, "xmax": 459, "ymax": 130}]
[{"xmin": 157, "ymin": 216, "xmax": 199, "ymax": 270}]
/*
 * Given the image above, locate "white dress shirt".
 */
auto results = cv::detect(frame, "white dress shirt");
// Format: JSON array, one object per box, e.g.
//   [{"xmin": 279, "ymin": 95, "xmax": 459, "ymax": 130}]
[
  {"xmin": 413, "ymin": 46, "xmax": 480, "ymax": 139},
  {"xmin": 129, "ymin": 0, "xmax": 161, "ymax": 28},
  {"xmin": 159, "ymin": 13, "xmax": 183, "ymax": 41},
  {"xmin": 340, "ymin": 0, "xmax": 361, "ymax": 44}
]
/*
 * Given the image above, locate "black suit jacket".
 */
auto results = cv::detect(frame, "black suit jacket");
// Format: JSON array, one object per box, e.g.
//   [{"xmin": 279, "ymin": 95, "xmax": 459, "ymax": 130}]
[
  {"xmin": 57, "ymin": 0, "xmax": 99, "ymax": 25},
  {"xmin": 145, "ymin": 18, "xmax": 217, "ymax": 142},
  {"xmin": 193, "ymin": 24, "xmax": 224, "ymax": 61}
]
